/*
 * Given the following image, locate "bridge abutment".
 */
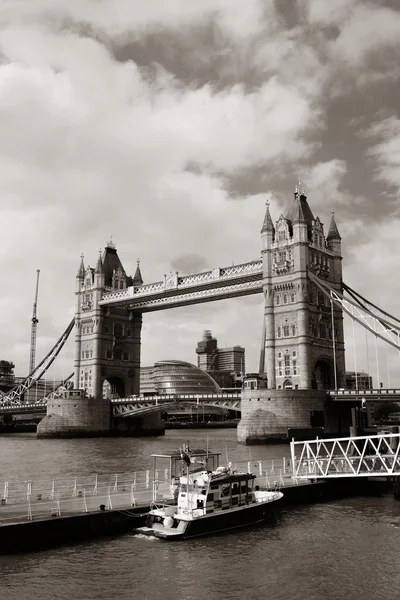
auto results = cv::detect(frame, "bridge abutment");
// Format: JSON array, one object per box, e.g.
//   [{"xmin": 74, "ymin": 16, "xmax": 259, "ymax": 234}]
[
  {"xmin": 238, "ymin": 387, "xmax": 352, "ymax": 444},
  {"xmin": 37, "ymin": 391, "xmax": 111, "ymax": 438}
]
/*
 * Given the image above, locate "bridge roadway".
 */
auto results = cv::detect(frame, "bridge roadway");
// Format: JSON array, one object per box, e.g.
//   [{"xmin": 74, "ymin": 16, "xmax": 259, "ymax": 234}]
[{"xmin": 1, "ymin": 389, "xmax": 400, "ymax": 419}]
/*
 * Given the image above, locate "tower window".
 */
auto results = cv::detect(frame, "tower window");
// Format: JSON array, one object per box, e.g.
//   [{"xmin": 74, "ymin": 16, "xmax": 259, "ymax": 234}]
[
  {"xmin": 278, "ymin": 361, "xmax": 283, "ymax": 376},
  {"xmin": 291, "ymin": 293, "xmax": 295, "ymax": 303},
  {"xmin": 283, "ymin": 325, "xmax": 289, "ymax": 337},
  {"xmin": 284, "ymin": 354, "xmax": 290, "ymax": 376},
  {"xmin": 277, "ymin": 327, "xmax": 281, "ymax": 338},
  {"xmin": 291, "ymin": 325, "xmax": 296, "ymax": 336},
  {"xmin": 276, "ymin": 295, "xmax": 280, "ymax": 305},
  {"xmin": 283, "ymin": 294, "xmax": 288, "ymax": 304},
  {"xmin": 278, "ymin": 230, "xmax": 286, "ymax": 241},
  {"xmin": 293, "ymin": 360, "xmax": 297, "ymax": 375}
]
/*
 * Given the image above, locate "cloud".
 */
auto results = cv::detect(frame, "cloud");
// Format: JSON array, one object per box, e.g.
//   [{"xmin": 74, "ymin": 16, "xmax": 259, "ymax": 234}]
[
  {"xmin": 0, "ymin": 0, "xmax": 399, "ymax": 389},
  {"xmin": 366, "ymin": 116, "xmax": 400, "ymax": 192}
]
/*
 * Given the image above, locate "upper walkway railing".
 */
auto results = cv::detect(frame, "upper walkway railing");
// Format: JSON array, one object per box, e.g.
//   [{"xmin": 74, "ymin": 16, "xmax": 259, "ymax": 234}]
[{"xmin": 290, "ymin": 432, "xmax": 400, "ymax": 479}]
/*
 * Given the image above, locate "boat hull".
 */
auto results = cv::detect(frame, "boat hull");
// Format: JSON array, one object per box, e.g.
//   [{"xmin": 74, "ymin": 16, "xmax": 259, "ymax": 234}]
[{"xmin": 135, "ymin": 497, "xmax": 281, "ymax": 541}]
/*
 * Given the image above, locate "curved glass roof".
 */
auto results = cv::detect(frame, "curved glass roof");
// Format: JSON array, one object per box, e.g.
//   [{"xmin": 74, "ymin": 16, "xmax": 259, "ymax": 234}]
[{"xmin": 153, "ymin": 360, "xmax": 221, "ymax": 395}]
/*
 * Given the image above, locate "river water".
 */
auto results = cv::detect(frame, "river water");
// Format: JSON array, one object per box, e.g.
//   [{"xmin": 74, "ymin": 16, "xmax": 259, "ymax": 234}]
[{"xmin": 1, "ymin": 429, "xmax": 400, "ymax": 600}]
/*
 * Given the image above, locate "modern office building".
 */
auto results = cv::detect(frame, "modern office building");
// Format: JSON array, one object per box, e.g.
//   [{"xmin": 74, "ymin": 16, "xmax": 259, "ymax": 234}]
[
  {"xmin": 0, "ymin": 360, "xmax": 15, "ymax": 392},
  {"xmin": 195, "ymin": 331, "xmax": 245, "ymax": 388},
  {"xmin": 345, "ymin": 371, "xmax": 373, "ymax": 390}
]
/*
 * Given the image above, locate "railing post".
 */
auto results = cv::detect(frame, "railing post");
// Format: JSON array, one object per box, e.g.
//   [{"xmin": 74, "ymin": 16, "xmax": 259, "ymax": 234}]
[
  {"xmin": 113, "ymin": 474, "xmax": 118, "ymax": 493},
  {"xmin": 146, "ymin": 470, "xmax": 150, "ymax": 489},
  {"xmin": 2, "ymin": 481, "xmax": 8, "ymax": 504},
  {"xmin": 265, "ymin": 472, "xmax": 270, "ymax": 489},
  {"xmin": 290, "ymin": 438, "xmax": 296, "ymax": 478},
  {"xmin": 130, "ymin": 484, "xmax": 136, "ymax": 507},
  {"xmin": 93, "ymin": 474, "xmax": 98, "ymax": 495},
  {"xmin": 72, "ymin": 477, "xmax": 77, "ymax": 497},
  {"xmin": 50, "ymin": 479, "xmax": 55, "ymax": 500},
  {"xmin": 106, "ymin": 486, "xmax": 112, "ymax": 510},
  {"xmin": 82, "ymin": 488, "xmax": 88, "ymax": 513},
  {"xmin": 258, "ymin": 461, "xmax": 262, "ymax": 476}
]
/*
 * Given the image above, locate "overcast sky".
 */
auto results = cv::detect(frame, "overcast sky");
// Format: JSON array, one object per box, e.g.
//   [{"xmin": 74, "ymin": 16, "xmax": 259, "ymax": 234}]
[{"xmin": 2, "ymin": 0, "xmax": 400, "ymax": 386}]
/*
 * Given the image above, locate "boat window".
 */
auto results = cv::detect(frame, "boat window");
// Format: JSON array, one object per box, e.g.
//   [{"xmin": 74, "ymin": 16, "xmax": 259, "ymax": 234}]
[
  {"xmin": 206, "ymin": 493, "xmax": 214, "ymax": 502},
  {"xmin": 232, "ymin": 484, "xmax": 239, "ymax": 495},
  {"xmin": 210, "ymin": 484, "xmax": 219, "ymax": 490}
]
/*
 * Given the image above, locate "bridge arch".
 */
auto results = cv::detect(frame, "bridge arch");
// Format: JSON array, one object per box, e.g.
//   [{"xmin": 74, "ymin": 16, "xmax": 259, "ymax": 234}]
[
  {"xmin": 103, "ymin": 376, "xmax": 126, "ymax": 399},
  {"xmin": 312, "ymin": 357, "xmax": 334, "ymax": 390}
]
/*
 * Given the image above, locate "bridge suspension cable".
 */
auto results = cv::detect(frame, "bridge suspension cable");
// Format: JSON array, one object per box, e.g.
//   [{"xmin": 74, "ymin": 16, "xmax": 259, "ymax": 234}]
[
  {"xmin": 308, "ymin": 272, "xmax": 400, "ymax": 352},
  {"xmin": 0, "ymin": 319, "xmax": 75, "ymax": 408},
  {"xmin": 34, "ymin": 372, "xmax": 74, "ymax": 406}
]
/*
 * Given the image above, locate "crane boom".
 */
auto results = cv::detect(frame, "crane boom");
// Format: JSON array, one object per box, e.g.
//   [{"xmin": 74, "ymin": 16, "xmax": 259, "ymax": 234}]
[{"xmin": 29, "ymin": 269, "xmax": 40, "ymax": 375}]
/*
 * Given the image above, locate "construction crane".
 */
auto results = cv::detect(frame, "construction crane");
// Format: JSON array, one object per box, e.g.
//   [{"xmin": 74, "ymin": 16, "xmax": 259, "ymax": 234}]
[{"xmin": 29, "ymin": 269, "xmax": 40, "ymax": 375}]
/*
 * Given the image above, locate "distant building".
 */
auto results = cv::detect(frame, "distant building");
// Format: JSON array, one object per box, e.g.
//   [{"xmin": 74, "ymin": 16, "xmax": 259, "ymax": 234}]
[
  {"xmin": 195, "ymin": 331, "xmax": 245, "ymax": 389},
  {"xmin": 135, "ymin": 360, "xmax": 221, "ymax": 397},
  {"xmin": 0, "ymin": 360, "xmax": 15, "ymax": 392},
  {"xmin": 345, "ymin": 371, "xmax": 373, "ymax": 390}
]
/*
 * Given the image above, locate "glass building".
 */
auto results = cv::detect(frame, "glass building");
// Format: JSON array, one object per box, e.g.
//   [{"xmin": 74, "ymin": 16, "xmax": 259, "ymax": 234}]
[{"xmin": 140, "ymin": 360, "xmax": 221, "ymax": 396}]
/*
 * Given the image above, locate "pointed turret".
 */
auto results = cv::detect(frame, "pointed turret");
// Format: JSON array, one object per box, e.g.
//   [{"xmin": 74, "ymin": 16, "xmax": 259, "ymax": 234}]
[
  {"xmin": 132, "ymin": 259, "xmax": 143, "ymax": 286},
  {"xmin": 327, "ymin": 210, "xmax": 341, "ymax": 241},
  {"xmin": 261, "ymin": 199, "xmax": 275, "ymax": 251},
  {"xmin": 77, "ymin": 254, "xmax": 85, "ymax": 279},
  {"xmin": 286, "ymin": 180, "xmax": 314, "ymax": 227},
  {"xmin": 95, "ymin": 251, "xmax": 103, "ymax": 274},
  {"xmin": 261, "ymin": 199, "xmax": 275, "ymax": 234},
  {"xmin": 326, "ymin": 209, "xmax": 341, "ymax": 256}
]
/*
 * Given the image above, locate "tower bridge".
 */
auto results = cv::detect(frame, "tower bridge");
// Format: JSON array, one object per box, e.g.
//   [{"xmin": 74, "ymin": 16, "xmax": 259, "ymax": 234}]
[{"xmin": 2, "ymin": 182, "xmax": 400, "ymax": 441}]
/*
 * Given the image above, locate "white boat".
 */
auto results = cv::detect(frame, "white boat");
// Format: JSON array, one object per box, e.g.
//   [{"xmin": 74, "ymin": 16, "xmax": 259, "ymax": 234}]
[{"xmin": 135, "ymin": 450, "xmax": 283, "ymax": 540}]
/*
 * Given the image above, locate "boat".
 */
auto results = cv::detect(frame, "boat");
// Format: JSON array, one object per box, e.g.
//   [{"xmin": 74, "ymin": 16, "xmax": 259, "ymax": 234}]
[{"xmin": 134, "ymin": 447, "xmax": 283, "ymax": 540}]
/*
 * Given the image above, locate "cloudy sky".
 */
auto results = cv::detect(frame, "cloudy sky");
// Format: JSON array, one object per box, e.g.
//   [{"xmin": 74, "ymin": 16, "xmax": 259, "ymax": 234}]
[{"xmin": 1, "ymin": 0, "xmax": 400, "ymax": 386}]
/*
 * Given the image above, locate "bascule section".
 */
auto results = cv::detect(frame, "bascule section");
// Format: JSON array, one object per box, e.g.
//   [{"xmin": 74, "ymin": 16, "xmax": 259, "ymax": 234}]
[{"xmin": 238, "ymin": 185, "xmax": 349, "ymax": 444}]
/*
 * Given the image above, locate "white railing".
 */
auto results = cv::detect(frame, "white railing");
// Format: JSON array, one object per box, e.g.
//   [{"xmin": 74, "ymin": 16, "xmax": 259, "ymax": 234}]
[
  {"xmin": 0, "ymin": 458, "xmax": 298, "ymax": 525},
  {"xmin": 290, "ymin": 433, "xmax": 400, "ymax": 479}
]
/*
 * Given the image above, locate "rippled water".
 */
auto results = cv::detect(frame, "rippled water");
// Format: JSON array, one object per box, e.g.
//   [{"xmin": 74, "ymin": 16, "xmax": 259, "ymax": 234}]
[{"xmin": 1, "ymin": 430, "xmax": 400, "ymax": 600}]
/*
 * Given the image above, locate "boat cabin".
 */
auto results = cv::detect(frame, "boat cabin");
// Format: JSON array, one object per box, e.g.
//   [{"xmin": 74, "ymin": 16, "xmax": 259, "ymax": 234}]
[{"xmin": 177, "ymin": 466, "xmax": 258, "ymax": 518}]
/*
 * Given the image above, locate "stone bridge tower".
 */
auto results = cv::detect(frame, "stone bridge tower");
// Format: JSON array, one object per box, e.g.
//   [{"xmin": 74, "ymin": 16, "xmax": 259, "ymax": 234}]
[
  {"xmin": 74, "ymin": 240, "xmax": 143, "ymax": 400},
  {"xmin": 260, "ymin": 184, "xmax": 345, "ymax": 390}
]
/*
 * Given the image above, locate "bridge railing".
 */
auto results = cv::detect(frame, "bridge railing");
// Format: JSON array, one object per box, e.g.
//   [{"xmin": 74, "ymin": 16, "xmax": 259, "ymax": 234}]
[
  {"xmin": 290, "ymin": 433, "xmax": 400, "ymax": 479},
  {"xmin": 328, "ymin": 389, "xmax": 400, "ymax": 396},
  {"xmin": 0, "ymin": 457, "xmax": 299, "ymax": 525}
]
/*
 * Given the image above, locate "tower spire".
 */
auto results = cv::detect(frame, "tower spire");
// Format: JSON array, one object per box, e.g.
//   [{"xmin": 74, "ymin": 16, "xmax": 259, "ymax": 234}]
[
  {"xmin": 261, "ymin": 198, "xmax": 275, "ymax": 234},
  {"xmin": 133, "ymin": 259, "xmax": 143, "ymax": 286},
  {"xmin": 327, "ymin": 208, "xmax": 341, "ymax": 241},
  {"xmin": 77, "ymin": 254, "xmax": 85, "ymax": 278},
  {"xmin": 95, "ymin": 249, "xmax": 103, "ymax": 274},
  {"xmin": 294, "ymin": 177, "xmax": 306, "ymax": 198}
]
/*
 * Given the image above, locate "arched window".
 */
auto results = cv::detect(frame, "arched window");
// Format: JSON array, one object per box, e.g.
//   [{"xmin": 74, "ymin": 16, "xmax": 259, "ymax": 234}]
[
  {"xmin": 277, "ymin": 327, "xmax": 281, "ymax": 338},
  {"xmin": 283, "ymin": 294, "xmax": 288, "ymax": 304},
  {"xmin": 291, "ymin": 325, "xmax": 296, "ymax": 336}
]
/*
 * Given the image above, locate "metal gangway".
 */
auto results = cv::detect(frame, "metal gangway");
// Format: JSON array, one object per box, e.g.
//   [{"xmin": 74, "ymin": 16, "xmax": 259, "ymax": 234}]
[{"xmin": 290, "ymin": 432, "xmax": 400, "ymax": 480}]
